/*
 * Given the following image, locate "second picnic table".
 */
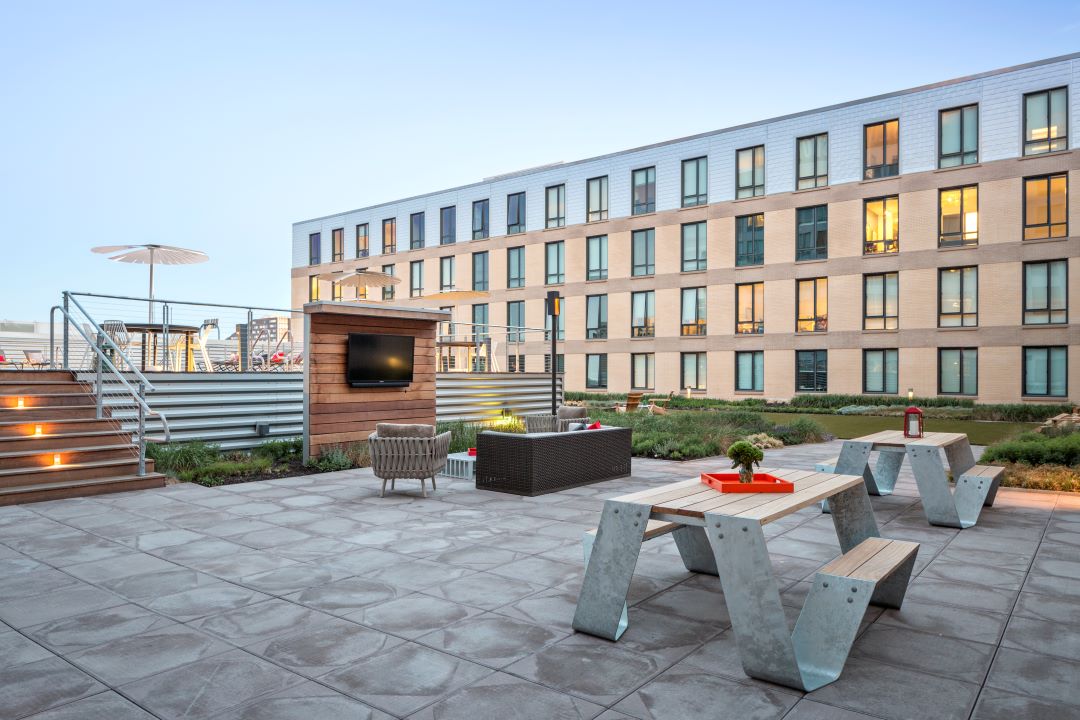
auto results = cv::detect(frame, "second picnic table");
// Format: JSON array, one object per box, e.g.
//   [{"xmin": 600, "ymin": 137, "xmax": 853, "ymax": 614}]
[{"xmin": 573, "ymin": 468, "xmax": 919, "ymax": 691}]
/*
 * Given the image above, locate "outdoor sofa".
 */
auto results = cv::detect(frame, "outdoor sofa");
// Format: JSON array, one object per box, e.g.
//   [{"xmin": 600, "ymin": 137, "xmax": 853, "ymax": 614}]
[{"xmin": 475, "ymin": 425, "xmax": 631, "ymax": 496}]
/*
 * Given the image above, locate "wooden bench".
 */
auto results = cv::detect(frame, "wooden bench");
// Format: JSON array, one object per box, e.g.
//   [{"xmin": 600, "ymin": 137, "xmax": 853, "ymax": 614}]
[
  {"xmin": 818, "ymin": 537, "xmax": 919, "ymax": 609},
  {"xmin": 958, "ymin": 464, "xmax": 1005, "ymax": 508},
  {"xmin": 585, "ymin": 518, "xmax": 678, "ymax": 543}
]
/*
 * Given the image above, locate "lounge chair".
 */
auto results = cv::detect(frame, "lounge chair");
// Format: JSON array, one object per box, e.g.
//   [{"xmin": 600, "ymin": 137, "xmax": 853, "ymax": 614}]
[
  {"xmin": 22, "ymin": 350, "xmax": 49, "ymax": 369},
  {"xmin": 0, "ymin": 347, "xmax": 23, "ymax": 370},
  {"xmin": 369, "ymin": 423, "xmax": 451, "ymax": 497},
  {"xmin": 614, "ymin": 392, "xmax": 644, "ymax": 413},
  {"xmin": 524, "ymin": 405, "xmax": 591, "ymax": 433}
]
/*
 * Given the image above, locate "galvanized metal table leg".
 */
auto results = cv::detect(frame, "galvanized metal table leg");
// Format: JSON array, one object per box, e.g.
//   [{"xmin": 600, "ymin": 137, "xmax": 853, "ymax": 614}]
[
  {"xmin": 823, "ymin": 440, "xmax": 873, "ymax": 513},
  {"xmin": 573, "ymin": 499, "xmax": 650, "ymax": 640},
  {"xmin": 871, "ymin": 449, "xmax": 905, "ymax": 495},
  {"xmin": 944, "ymin": 439, "xmax": 976, "ymax": 478},
  {"xmin": 672, "ymin": 525, "xmax": 718, "ymax": 575},
  {"xmin": 953, "ymin": 473, "xmax": 994, "ymax": 528},
  {"xmin": 907, "ymin": 444, "xmax": 962, "ymax": 528},
  {"xmin": 827, "ymin": 481, "xmax": 880, "ymax": 553},
  {"xmin": 703, "ymin": 512, "xmax": 803, "ymax": 689},
  {"xmin": 791, "ymin": 571, "xmax": 875, "ymax": 691}
]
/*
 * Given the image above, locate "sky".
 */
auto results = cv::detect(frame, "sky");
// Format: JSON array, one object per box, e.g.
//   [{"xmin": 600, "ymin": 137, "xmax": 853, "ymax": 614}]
[{"xmin": 1, "ymin": 1, "xmax": 1077, "ymax": 322}]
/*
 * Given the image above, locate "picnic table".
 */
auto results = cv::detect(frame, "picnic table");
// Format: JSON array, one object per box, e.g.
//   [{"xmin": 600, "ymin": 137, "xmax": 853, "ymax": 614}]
[
  {"xmin": 827, "ymin": 430, "xmax": 1003, "ymax": 529},
  {"xmin": 573, "ymin": 468, "xmax": 919, "ymax": 691}
]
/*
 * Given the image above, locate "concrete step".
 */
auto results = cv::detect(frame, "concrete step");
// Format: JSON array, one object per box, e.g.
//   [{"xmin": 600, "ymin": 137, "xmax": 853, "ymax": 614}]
[
  {"xmin": 0, "ymin": 444, "xmax": 137, "ymax": 471},
  {"xmin": 0, "ymin": 473, "xmax": 168, "ymax": 506}
]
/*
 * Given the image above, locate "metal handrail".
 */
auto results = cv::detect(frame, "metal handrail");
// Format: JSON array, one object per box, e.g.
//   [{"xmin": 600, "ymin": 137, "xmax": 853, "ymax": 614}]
[{"xmin": 50, "ymin": 294, "xmax": 172, "ymax": 476}]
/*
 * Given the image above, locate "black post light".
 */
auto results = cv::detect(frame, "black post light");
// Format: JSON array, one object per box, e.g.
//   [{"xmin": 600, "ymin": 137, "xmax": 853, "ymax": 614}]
[{"xmin": 546, "ymin": 290, "xmax": 561, "ymax": 414}]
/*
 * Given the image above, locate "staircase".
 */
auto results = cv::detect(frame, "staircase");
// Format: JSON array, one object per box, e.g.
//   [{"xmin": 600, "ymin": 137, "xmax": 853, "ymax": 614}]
[{"xmin": 0, "ymin": 370, "xmax": 167, "ymax": 505}]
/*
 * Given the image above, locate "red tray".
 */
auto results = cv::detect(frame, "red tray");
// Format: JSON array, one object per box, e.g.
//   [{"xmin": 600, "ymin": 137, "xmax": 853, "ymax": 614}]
[{"xmin": 701, "ymin": 472, "xmax": 794, "ymax": 493}]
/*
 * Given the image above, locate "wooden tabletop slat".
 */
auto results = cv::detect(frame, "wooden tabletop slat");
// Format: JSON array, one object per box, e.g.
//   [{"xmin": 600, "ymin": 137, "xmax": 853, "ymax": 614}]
[
  {"xmin": 612, "ymin": 479, "xmax": 701, "ymax": 505},
  {"xmin": 679, "ymin": 469, "xmax": 822, "ymax": 515},
  {"xmin": 652, "ymin": 468, "xmax": 809, "ymax": 514},
  {"xmin": 740, "ymin": 475, "xmax": 863, "ymax": 524}
]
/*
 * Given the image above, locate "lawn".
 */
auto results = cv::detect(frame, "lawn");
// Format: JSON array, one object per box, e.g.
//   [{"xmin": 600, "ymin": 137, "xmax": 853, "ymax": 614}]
[{"xmin": 760, "ymin": 412, "xmax": 1037, "ymax": 446}]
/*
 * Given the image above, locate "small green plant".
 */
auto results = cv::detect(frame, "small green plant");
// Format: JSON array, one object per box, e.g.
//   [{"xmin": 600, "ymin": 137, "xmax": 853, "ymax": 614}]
[
  {"xmin": 178, "ymin": 456, "xmax": 272, "ymax": 486},
  {"xmin": 981, "ymin": 431, "xmax": 1080, "ymax": 467},
  {"xmin": 146, "ymin": 441, "xmax": 220, "ymax": 474},
  {"xmin": 745, "ymin": 433, "xmax": 784, "ymax": 450},
  {"xmin": 307, "ymin": 446, "xmax": 353, "ymax": 472},
  {"xmin": 253, "ymin": 438, "xmax": 303, "ymax": 463},
  {"xmin": 727, "ymin": 440, "xmax": 764, "ymax": 483}
]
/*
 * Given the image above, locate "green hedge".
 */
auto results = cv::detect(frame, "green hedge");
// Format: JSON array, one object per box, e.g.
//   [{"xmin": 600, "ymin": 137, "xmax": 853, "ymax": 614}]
[{"xmin": 981, "ymin": 431, "xmax": 1080, "ymax": 467}]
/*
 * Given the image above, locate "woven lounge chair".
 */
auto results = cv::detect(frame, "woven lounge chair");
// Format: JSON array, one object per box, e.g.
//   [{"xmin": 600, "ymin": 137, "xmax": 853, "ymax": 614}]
[
  {"xmin": 524, "ymin": 405, "xmax": 591, "ymax": 433},
  {"xmin": 369, "ymin": 423, "xmax": 451, "ymax": 498}
]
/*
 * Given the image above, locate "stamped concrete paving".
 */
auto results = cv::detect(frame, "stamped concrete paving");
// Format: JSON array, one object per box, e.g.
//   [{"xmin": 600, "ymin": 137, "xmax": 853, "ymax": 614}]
[{"xmin": 0, "ymin": 440, "xmax": 1078, "ymax": 719}]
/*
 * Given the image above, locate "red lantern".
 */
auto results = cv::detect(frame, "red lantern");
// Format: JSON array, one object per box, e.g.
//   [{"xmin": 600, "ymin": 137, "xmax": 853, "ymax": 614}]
[{"xmin": 904, "ymin": 406, "xmax": 924, "ymax": 438}]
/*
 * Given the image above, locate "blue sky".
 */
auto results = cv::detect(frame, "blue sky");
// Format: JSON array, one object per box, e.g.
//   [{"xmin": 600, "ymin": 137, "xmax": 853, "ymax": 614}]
[{"xmin": 1, "ymin": 1, "xmax": 1076, "ymax": 321}]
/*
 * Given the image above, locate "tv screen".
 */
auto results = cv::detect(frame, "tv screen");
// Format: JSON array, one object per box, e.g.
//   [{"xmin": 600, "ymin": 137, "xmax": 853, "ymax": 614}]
[{"xmin": 346, "ymin": 333, "xmax": 415, "ymax": 388}]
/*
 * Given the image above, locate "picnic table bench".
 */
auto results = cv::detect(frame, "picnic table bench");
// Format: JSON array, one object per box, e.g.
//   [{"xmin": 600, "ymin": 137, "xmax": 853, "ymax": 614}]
[
  {"xmin": 574, "ymin": 468, "xmax": 919, "ymax": 691},
  {"xmin": 823, "ymin": 430, "xmax": 1003, "ymax": 528}
]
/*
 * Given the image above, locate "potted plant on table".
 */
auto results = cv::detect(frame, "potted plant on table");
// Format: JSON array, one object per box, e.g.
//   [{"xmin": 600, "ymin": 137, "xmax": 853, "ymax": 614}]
[{"xmin": 727, "ymin": 440, "xmax": 764, "ymax": 483}]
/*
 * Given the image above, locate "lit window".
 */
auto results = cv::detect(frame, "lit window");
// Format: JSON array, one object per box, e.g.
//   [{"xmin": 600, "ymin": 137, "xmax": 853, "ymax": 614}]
[
  {"xmin": 864, "ymin": 119, "xmax": 899, "ymax": 179},
  {"xmin": 382, "ymin": 218, "xmax": 396, "ymax": 254},
  {"xmin": 1024, "ymin": 174, "xmax": 1068, "ymax": 240},
  {"xmin": 1024, "ymin": 87, "xmax": 1068, "ymax": 156},
  {"xmin": 681, "ymin": 287, "xmax": 706, "ymax": 336},
  {"xmin": 331, "ymin": 228, "xmax": 344, "ymax": 262},
  {"xmin": 308, "ymin": 275, "xmax": 319, "ymax": 301},
  {"xmin": 864, "ymin": 196, "xmax": 899, "ymax": 254},
  {"xmin": 735, "ymin": 282, "xmax": 763, "ymax": 334},
  {"xmin": 355, "ymin": 224, "xmax": 369, "ymax": 258},
  {"xmin": 796, "ymin": 277, "xmax": 828, "ymax": 333},
  {"xmin": 939, "ymin": 186, "xmax": 978, "ymax": 247}
]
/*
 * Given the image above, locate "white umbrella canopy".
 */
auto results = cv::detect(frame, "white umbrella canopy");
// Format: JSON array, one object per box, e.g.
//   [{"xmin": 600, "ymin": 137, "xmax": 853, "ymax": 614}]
[
  {"xmin": 318, "ymin": 268, "xmax": 400, "ymax": 289},
  {"xmin": 423, "ymin": 289, "xmax": 489, "ymax": 302},
  {"xmin": 92, "ymin": 244, "xmax": 209, "ymax": 320}
]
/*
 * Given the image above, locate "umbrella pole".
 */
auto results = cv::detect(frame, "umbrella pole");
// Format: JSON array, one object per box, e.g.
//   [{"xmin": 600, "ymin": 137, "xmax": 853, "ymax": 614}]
[{"xmin": 148, "ymin": 248, "xmax": 155, "ymax": 323}]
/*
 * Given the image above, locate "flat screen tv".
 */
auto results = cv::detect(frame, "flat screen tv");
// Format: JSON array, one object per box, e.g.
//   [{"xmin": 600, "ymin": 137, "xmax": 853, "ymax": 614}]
[{"xmin": 346, "ymin": 333, "xmax": 414, "ymax": 388}]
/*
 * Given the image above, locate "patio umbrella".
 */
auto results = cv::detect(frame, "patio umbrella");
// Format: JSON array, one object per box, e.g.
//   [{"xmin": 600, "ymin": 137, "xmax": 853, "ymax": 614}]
[
  {"xmin": 317, "ymin": 268, "xmax": 400, "ymax": 289},
  {"xmin": 423, "ymin": 289, "xmax": 489, "ymax": 302},
  {"xmin": 92, "ymin": 244, "xmax": 209, "ymax": 320}
]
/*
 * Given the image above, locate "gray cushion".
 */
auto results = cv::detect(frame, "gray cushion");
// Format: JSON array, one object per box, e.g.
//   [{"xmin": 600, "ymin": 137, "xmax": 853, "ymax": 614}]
[
  {"xmin": 556, "ymin": 405, "xmax": 588, "ymax": 420},
  {"xmin": 568, "ymin": 422, "xmax": 587, "ymax": 432},
  {"xmin": 376, "ymin": 423, "xmax": 435, "ymax": 438}
]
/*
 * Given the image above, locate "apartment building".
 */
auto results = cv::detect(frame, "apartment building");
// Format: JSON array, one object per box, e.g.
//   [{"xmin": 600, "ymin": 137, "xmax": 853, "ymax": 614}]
[{"xmin": 291, "ymin": 54, "xmax": 1079, "ymax": 403}]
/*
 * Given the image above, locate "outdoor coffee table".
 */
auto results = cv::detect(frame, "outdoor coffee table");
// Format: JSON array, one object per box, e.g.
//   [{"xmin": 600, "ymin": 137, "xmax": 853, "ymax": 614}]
[
  {"xmin": 442, "ymin": 451, "xmax": 476, "ymax": 481},
  {"xmin": 833, "ymin": 430, "xmax": 1003, "ymax": 529},
  {"xmin": 573, "ymin": 468, "xmax": 919, "ymax": 691}
]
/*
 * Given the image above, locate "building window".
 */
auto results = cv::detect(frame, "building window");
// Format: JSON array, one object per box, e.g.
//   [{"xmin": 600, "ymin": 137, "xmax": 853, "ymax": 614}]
[
  {"xmin": 632, "ymin": 228, "xmax": 655, "ymax": 276},
  {"xmin": 382, "ymin": 218, "xmax": 396, "ymax": 254},
  {"xmin": 381, "ymin": 264, "xmax": 395, "ymax": 300},
  {"xmin": 1024, "ymin": 260, "xmax": 1068, "ymax": 325},
  {"xmin": 1024, "ymin": 346, "xmax": 1067, "ymax": 397},
  {"xmin": 681, "ymin": 222, "xmax": 707, "ymax": 272},
  {"xmin": 796, "ymin": 350, "xmax": 827, "ymax": 393},
  {"xmin": 735, "ymin": 282, "xmax": 764, "ymax": 335},
  {"xmin": 331, "ymin": 280, "xmax": 342, "ymax": 302},
  {"xmin": 682, "ymin": 352, "xmax": 707, "ymax": 391},
  {"xmin": 587, "ymin": 235, "xmax": 608, "ymax": 280},
  {"xmin": 864, "ymin": 119, "xmax": 899, "ymax": 179},
  {"xmin": 1024, "ymin": 87, "xmax": 1068, "ymax": 156},
  {"xmin": 735, "ymin": 351, "xmax": 763, "ymax": 392},
  {"xmin": 472, "ymin": 304, "xmax": 489, "ymax": 342},
  {"xmin": 864, "ymin": 272, "xmax": 899, "ymax": 330},
  {"xmin": 682, "ymin": 156, "xmax": 708, "ymax": 207},
  {"xmin": 355, "ymin": 270, "xmax": 368, "ymax": 301},
  {"xmin": 472, "ymin": 199, "xmax": 489, "ymax": 240},
  {"xmin": 440, "ymin": 256, "xmax": 455, "ymax": 291},
  {"xmin": 796, "ymin": 205, "xmax": 828, "ymax": 261},
  {"xmin": 735, "ymin": 214, "xmax": 764, "ymax": 266},
  {"xmin": 736, "ymin": 145, "xmax": 765, "ymax": 198},
  {"xmin": 939, "ymin": 348, "xmax": 977, "ymax": 395},
  {"xmin": 507, "ymin": 246, "xmax": 525, "ymax": 288},
  {"xmin": 631, "ymin": 353, "xmax": 654, "ymax": 390},
  {"xmin": 939, "ymin": 266, "xmax": 977, "ymax": 327},
  {"xmin": 410, "ymin": 212, "xmax": 424, "ymax": 250},
  {"xmin": 545, "ymin": 241, "xmax": 565, "ymax": 284},
  {"xmin": 440, "ymin": 206, "xmax": 456, "ymax": 245},
  {"xmin": 796, "ymin": 277, "xmax": 828, "ymax": 333},
  {"xmin": 797, "ymin": 133, "xmax": 828, "ymax": 189},
  {"xmin": 545, "ymin": 302, "xmax": 565, "ymax": 341},
  {"xmin": 409, "ymin": 260, "xmax": 423, "ymax": 297},
  {"xmin": 632, "ymin": 167, "xmax": 656, "ymax": 215},
  {"xmin": 939, "ymin": 104, "xmax": 978, "ymax": 168},
  {"xmin": 1024, "ymin": 174, "xmax": 1068, "ymax": 240},
  {"xmin": 507, "ymin": 354, "xmax": 525, "ymax": 373},
  {"xmin": 472, "ymin": 251, "xmax": 488, "ymax": 292},
  {"xmin": 355, "ymin": 224, "xmax": 369, "ymax": 258},
  {"xmin": 331, "ymin": 228, "xmax": 344, "ymax": 262},
  {"xmin": 586, "ymin": 354, "xmax": 608, "ymax": 389},
  {"xmin": 308, "ymin": 275, "xmax": 319, "ymax": 301},
  {"xmin": 864, "ymin": 196, "xmax": 899, "ymax": 254},
  {"xmin": 586, "ymin": 294, "xmax": 608, "ymax": 339},
  {"xmin": 545, "ymin": 184, "xmax": 565, "ymax": 228},
  {"xmin": 587, "ymin": 176, "xmax": 608, "ymax": 222},
  {"xmin": 631, "ymin": 290, "xmax": 655, "ymax": 338},
  {"xmin": 939, "ymin": 186, "xmax": 978, "ymax": 247},
  {"xmin": 544, "ymin": 353, "xmax": 565, "ymax": 374},
  {"xmin": 864, "ymin": 349, "xmax": 898, "ymax": 394},
  {"xmin": 681, "ymin": 287, "xmax": 707, "ymax": 336},
  {"xmin": 507, "ymin": 192, "xmax": 526, "ymax": 234},
  {"xmin": 507, "ymin": 300, "xmax": 525, "ymax": 342},
  {"xmin": 308, "ymin": 232, "xmax": 321, "ymax": 265}
]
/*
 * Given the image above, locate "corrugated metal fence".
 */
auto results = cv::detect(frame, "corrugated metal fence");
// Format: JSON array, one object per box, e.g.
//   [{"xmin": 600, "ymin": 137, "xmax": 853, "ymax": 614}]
[{"xmin": 83, "ymin": 371, "xmax": 562, "ymax": 449}]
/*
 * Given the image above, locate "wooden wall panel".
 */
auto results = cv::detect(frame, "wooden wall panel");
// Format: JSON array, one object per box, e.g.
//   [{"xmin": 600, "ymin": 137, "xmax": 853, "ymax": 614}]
[{"xmin": 303, "ymin": 303, "xmax": 445, "ymax": 459}]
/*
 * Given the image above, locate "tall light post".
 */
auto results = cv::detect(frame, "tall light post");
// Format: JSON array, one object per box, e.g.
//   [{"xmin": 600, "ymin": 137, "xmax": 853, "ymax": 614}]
[{"xmin": 546, "ymin": 290, "xmax": 561, "ymax": 414}]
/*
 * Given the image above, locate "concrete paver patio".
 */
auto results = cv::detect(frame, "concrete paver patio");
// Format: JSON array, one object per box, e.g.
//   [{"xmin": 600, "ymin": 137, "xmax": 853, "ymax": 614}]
[{"xmin": 1, "ymin": 440, "xmax": 1078, "ymax": 719}]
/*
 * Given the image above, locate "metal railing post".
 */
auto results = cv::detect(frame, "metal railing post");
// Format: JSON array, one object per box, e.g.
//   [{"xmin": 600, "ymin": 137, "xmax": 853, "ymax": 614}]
[
  {"xmin": 137, "ymin": 381, "xmax": 147, "ymax": 476},
  {"xmin": 246, "ymin": 309, "xmax": 254, "ymax": 371},
  {"xmin": 62, "ymin": 292, "xmax": 70, "ymax": 370},
  {"xmin": 95, "ymin": 330, "xmax": 104, "ymax": 419},
  {"xmin": 162, "ymin": 303, "xmax": 171, "ymax": 370}
]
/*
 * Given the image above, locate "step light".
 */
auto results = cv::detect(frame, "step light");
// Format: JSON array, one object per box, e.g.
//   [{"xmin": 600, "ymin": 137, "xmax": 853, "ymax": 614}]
[
  {"xmin": 34, "ymin": 424, "xmax": 43, "ymax": 436},
  {"xmin": 16, "ymin": 397, "xmax": 24, "ymax": 409},
  {"xmin": 53, "ymin": 453, "xmax": 61, "ymax": 466}
]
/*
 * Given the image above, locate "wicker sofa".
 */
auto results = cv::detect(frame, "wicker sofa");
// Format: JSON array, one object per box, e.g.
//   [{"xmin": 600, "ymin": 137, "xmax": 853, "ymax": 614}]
[{"xmin": 475, "ymin": 426, "xmax": 632, "ymax": 496}]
